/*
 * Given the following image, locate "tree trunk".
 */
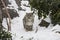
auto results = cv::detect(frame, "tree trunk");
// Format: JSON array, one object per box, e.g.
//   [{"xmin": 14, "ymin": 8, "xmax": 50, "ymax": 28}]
[{"xmin": 1, "ymin": 0, "xmax": 11, "ymax": 31}]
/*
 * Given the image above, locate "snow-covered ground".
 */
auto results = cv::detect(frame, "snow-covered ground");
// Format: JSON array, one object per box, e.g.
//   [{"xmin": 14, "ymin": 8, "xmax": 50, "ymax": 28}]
[{"xmin": 2, "ymin": 0, "xmax": 60, "ymax": 40}]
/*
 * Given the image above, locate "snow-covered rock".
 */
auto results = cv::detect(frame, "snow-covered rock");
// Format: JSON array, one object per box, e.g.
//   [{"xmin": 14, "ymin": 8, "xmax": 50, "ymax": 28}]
[{"xmin": 52, "ymin": 24, "xmax": 60, "ymax": 33}]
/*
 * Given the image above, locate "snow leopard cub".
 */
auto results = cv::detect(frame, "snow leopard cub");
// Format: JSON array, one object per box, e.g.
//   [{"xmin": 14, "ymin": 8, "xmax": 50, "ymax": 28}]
[{"xmin": 23, "ymin": 13, "xmax": 34, "ymax": 31}]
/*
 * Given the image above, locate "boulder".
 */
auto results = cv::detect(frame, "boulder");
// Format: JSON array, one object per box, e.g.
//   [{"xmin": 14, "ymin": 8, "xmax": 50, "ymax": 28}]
[
  {"xmin": 15, "ymin": 0, "xmax": 21, "ymax": 7},
  {"xmin": 39, "ymin": 19, "xmax": 50, "ymax": 28},
  {"xmin": 2, "ymin": 8, "xmax": 19, "ymax": 19},
  {"xmin": 3, "ymin": 0, "xmax": 11, "ymax": 6}
]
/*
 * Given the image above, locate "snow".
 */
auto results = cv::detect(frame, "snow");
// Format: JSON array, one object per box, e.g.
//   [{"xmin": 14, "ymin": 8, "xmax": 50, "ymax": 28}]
[
  {"xmin": 44, "ymin": 15, "xmax": 51, "ymax": 23},
  {"xmin": 51, "ymin": 24, "xmax": 60, "ymax": 32},
  {"xmin": 2, "ymin": 0, "xmax": 60, "ymax": 40},
  {"xmin": 21, "ymin": 1, "xmax": 29, "ymax": 6}
]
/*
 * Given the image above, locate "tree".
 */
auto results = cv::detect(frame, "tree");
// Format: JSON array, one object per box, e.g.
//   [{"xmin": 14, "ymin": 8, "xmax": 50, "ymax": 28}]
[
  {"xmin": 29, "ymin": 0, "xmax": 60, "ymax": 25},
  {"xmin": 1, "ymin": 0, "xmax": 11, "ymax": 31},
  {"xmin": 29, "ymin": 0, "xmax": 52, "ymax": 19}
]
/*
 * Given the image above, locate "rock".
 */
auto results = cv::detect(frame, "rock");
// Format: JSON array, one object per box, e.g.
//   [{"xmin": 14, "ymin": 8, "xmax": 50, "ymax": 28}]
[
  {"xmin": 18, "ymin": 7, "xmax": 22, "ymax": 10},
  {"xmin": 3, "ymin": 0, "xmax": 11, "ymax": 6},
  {"xmin": 39, "ymin": 19, "xmax": 50, "ymax": 28},
  {"xmin": 23, "ymin": 4, "xmax": 30, "ymax": 7},
  {"xmin": 2, "ymin": 8, "xmax": 19, "ymax": 19},
  {"xmin": 52, "ymin": 24, "xmax": 60, "ymax": 34},
  {"xmin": 18, "ymin": 7, "xmax": 26, "ymax": 11},
  {"xmin": 15, "ymin": 0, "xmax": 22, "ymax": 7},
  {"xmin": 56, "ymin": 31, "xmax": 60, "ymax": 34}
]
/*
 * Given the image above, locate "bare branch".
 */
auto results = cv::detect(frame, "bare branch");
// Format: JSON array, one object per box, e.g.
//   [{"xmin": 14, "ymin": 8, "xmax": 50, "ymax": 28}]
[{"xmin": 1, "ymin": 0, "xmax": 11, "ymax": 31}]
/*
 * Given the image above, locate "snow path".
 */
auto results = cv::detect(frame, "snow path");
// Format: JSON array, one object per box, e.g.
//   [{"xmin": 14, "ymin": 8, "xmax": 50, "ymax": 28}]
[{"xmin": 2, "ymin": 0, "xmax": 60, "ymax": 40}]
